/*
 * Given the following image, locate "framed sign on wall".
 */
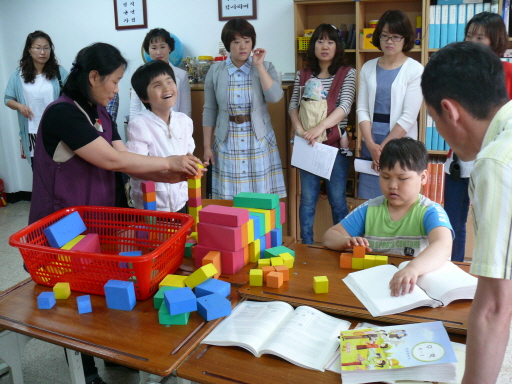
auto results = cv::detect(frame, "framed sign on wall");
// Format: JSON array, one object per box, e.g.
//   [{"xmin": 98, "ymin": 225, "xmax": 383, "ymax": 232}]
[
  {"xmin": 218, "ymin": 0, "xmax": 257, "ymax": 21},
  {"xmin": 114, "ymin": 0, "xmax": 148, "ymax": 30}
]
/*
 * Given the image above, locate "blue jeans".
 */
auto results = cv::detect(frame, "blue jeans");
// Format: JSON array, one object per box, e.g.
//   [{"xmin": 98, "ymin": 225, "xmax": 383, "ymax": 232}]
[
  {"xmin": 443, "ymin": 175, "xmax": 470, "ymax": 262},
  {"xmin": 299, "ymin": 152, "xmax": 350, "ymax": 244}
]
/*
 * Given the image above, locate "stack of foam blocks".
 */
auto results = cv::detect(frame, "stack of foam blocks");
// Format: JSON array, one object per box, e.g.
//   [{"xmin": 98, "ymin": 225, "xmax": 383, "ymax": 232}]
[{"xmin": 339, "ymin": 245, "xmax": 388, "ymax": 270}]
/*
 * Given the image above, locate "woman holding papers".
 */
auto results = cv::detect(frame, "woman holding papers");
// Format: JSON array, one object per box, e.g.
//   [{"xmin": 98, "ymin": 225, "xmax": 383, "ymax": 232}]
[
  {"xmin": 289, "ymin": 24, "xmax": 356, "ymax": 244},
  {"xmin": 443, "ymin": 12, "xmax": 512, "ymax": 262},
  {"xmin": 357, "ymin": 10, "xmax": 423, "ymax": 199}
]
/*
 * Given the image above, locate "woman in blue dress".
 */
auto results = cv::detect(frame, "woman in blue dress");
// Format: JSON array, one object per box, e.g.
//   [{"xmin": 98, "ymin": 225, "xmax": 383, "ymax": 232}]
[
  {"xmin": 202, "ymin": 18, "xmax": 286, "ymax": 200},
  {"xmin": 357, "ymin": 10, "xmax": 424, "ymax": 199}
]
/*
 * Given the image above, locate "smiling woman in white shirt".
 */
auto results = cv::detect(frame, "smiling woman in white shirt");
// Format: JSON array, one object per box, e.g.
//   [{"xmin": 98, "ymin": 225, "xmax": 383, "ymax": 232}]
[{"xmin": 356, "ymin": 10, "xmax": 424, "ymax": 199}]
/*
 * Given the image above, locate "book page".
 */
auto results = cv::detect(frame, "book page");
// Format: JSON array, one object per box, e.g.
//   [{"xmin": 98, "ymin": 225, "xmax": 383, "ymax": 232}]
[
  {"xmin": 399, "ymin": 261, "xmax": 477, "ymax": 305},
  {"xmin": 261, "ymin": 306, "xmax": 351, "ymax": 371},
  {"xmin": 201, "ymin": 301, "xmax": 294, "ymax": 355}
]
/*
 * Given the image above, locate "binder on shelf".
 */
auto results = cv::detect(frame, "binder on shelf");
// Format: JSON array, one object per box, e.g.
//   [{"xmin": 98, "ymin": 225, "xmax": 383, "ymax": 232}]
[
  {"xmin": 466, "ymin": 4, "xmax": 475, "ymax": 27},
  {"xmin": 440, "ymin": 5, "xmax": 449, "ymax": 47},
  {"xmin": 426, "ymin": 113, "xmax": 433, "ymax": 150},
  {"xmin": 431, "ymin": 0, "xmax": 484, "ymax": 4},
  {"xmin": 431, "ymin": 123, "xmax": 440, "ymax": 150},
  {"xmin": 483, "ymin": 2, "xmax": 491, "ymax": 11},
  {"xmin": 437, "ymin": 127, "xmax": 445, "ymax": 151},
  {"xmin": 434, "ymin": 5, "xmax": 442, "ymax": 48},
  {"xmin": 429, "ymin": 5, "xmax": 437, "ymax": 49},
  {"xmin": 457, "ymin": 4, "xmax": 467, "ymax": 42},
  {"xmin": 502, "ymin": 0, "xmax": 510, "ymax": 35},
  {"xmin": 474, "ymin": 2, "xmax": 484, "ymax": 14},
  {"xmin": 447, "ymin": 5, "xmax": 458, "ymax": 44}
]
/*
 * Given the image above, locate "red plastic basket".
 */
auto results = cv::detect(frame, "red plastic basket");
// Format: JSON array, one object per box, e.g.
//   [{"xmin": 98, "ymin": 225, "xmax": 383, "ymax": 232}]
[{"xmin": 9, "ymin": 206, "xmax": 194, "ymax": 300}]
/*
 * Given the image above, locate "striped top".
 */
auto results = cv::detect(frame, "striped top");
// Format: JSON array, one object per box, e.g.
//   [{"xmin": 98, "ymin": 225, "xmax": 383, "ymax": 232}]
[
  {"xmin": 469, "ymin": 100, "xmax": 512, "ymax": 279},
  {"xmin": 289, "ymin": 68, "xmax": 356, "ymax": 130}
]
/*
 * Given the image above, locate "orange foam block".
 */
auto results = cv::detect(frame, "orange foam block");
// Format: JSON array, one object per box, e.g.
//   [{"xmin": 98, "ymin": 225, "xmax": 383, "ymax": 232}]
[
  {"xmin": 340, "ymin": 253, "xmax": 352, "ymax": 269},
  {"xmin": 353, "ymin": 245, "xmax": 366, "ymax": 258},
  {"xmin": 241, "ymin": 221, "xmax": 248, "ymax": 247},
  {"xmin": 143, "ymin": 191, "xmax": 156, "ymax": 202},
  {"xmin": 261, "ymin": 266, "xmax": 275, "ymax": 282},
  {"xmin": 188, "ymin": 187, "xmax": 201, "ymax": 199},
  {"xmin": 266, "ymin": 271, "xmax": 283, "ymax": 288},
  {"xmin": 202, "ymin": 251, "xmax": 221, "ymax": 279},
  {"xmin": 273, "ymin": 265, "xmax": 289, "ymax": 281}
]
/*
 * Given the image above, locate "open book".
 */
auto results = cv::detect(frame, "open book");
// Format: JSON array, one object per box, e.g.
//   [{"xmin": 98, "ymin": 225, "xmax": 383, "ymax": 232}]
[
  {"xmin": 340, "ymin": 321, "xmax": 458, "ymax": 384},
  {"xmin": 343, "ymin": 261, "xmax": 477, "ymax": 317},
  {"xmin": 201, "ymin": 300, "xmax": 351, "ymax": 371}
]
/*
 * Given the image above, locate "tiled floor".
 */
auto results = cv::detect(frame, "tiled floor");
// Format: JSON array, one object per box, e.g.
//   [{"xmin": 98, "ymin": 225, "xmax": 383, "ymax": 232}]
[{"xmin": 0, "ymin": 201, "xmax": 176, "ymax": 384}]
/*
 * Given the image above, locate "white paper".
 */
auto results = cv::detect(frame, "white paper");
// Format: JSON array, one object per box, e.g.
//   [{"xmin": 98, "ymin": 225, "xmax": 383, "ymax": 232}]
[
  {"xmin": 28, "ymin": 97, "xmax": 46, "ymax": 134},
  {"xmin": 354, "ymin": 158, "xmax": 379, "ymax": 176},
  {"xmin": 291, "ymin": 136, "xmax": 338, "ymax": 179}
]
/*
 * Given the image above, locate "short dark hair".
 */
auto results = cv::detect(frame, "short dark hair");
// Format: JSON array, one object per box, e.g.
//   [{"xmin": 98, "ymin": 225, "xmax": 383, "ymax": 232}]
[
  {"xmin": 221, "ymin": 18, "xmax": 256, "ymax": 52},
  {"xmin": 131, "ymin": 60, "xmax": 176, "ymax": 111},
  {"xmin": 62, "ymin": 43, "xmax": 128, "ymax": 105},
  {"xmin": 380, "ymin": 138, "xmax": 428, "ymax": 173},
  {"xmin": 20, "ymin": 30, "xmax": 60, "ymax": 83},
  {"xmin": 421, "ymin": 42, "xmax": 508, "ymax": 120},
  {"xmin": 465, "ymin": 12, "xmax": 508, "ymax": 57},
  {"xmin": 143, "ymin": 28, "xmax": 175, "ymax": 54},
  {"xmin": 305, "ymin": 24, "xmax": 347, "ymax": 76},
  {"xmin": 372, "ymin": 10, "xmax": 415, "ymax": 52}
]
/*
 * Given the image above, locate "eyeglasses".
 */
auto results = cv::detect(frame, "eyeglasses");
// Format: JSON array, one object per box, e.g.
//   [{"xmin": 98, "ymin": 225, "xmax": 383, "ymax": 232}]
[
  {"xmin": 379, "ymin": 34, "xmax": 404, "ymax": 43},
  {"xmin": 31, "ymin": 46, "xmax": 51, "ymax": 52}
]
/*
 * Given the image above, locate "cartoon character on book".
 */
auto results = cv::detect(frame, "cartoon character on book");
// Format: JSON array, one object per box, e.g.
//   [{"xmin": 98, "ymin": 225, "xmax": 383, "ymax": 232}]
[
  {"xmin": 388, "ymin": 330, "xmax": 407, "ymax": 339},
  {"xmin": 356, "ymin": 341, "xmax": 390, "ymax": 350},
  {"xmin": 342, "ymin": 353, "xmax": 388, "ymax": 368}
]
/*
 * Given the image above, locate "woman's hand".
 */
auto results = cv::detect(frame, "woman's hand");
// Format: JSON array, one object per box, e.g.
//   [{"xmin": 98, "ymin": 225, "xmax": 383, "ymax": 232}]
[
  {"xmin": 18, "ymin": 104, "xmax": 34, "ymax": 120},
  {"xmin": 203, "ymin": 147, "xmax": 215, "ymax": 166},
  {"xmin": 252, "ymin": 48, "xmax": 266, "ymax": 66},
  {"xmin": 389, "ymin": 265, "xmax": 419, "ymax": 297},
  {"xmin": 368, "ymin": 142, "xmax": 382, "ymax": 167},
  {"xmin": 302, "ymin": 125, "xmax": 325, "ymax": 146},
  {"xmin": 167, "ymin": 154, "xmax": 202, "ymax": 175}
]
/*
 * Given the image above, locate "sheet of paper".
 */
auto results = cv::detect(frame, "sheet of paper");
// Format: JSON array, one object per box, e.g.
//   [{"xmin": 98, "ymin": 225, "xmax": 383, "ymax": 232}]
[
  {"xmin": 354, "ymin": 158, "xmax": 380, "ymax": 176},
  {"xmin": 291, "ymin": 136, "xmax": 338, "ymax": 179}
]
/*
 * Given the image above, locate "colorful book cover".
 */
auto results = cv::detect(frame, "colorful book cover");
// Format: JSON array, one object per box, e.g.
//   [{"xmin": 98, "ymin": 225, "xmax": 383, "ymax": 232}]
[{"xmin": 340, "ymin": 321, "xmax": 457, "ymax": 372}]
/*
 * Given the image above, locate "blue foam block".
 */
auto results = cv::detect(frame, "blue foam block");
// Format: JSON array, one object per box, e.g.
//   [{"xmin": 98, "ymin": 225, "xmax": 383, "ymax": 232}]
[
  {"xmin": 195, "ymin": 279, "xmax": 231, "ymax": 298},
  {"xmin": 119, "ymin": 250, "xmax": 142, "ymax": 269},
  {"xmin": 44, "ymin": 211, "xmax": 87, "ymax": 248},
  {"xmin": 259, "ymin": 235, "xmax": 266, "ymax": 255},
  {"xmin": 77, "ymin": 295, "xmax": 92, "ymax": 314},
  {"xmin": 197, "ymin": 293, "xmax": 232, "ymax": 321},
  {"xmin": 37, "ymin": 292, "xmax": 56, "ymax": 309},
  {"xmin": 249, "ymin": 214, "xmax": 261, "ymax": 240},
  {"xmin": 104, "ymin": 280, "xmax": 136, "ymax": 311},
  {"xmin": 153, "ymin": 286, "xmax": 178, "ymax": 309},
  {"xmin": 164, "ymin": 287, "xmax": 197, "ymax": 315},
  {"xmin": 143, "ymin": 201, "xmax": 157, "ymax": 210},
  {"xmin": 270, "ymin": 227, "xmax": 282, "ymax": 248}
]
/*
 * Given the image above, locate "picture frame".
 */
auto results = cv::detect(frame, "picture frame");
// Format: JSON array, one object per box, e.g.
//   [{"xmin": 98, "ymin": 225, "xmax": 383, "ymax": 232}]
[
  {"xmin": 218, "ymin": 0, "xmax": 257, "ymax": 21},
  {"xmin": 114, "ymin": 0, "xmax": 148, "ymax": 30}
]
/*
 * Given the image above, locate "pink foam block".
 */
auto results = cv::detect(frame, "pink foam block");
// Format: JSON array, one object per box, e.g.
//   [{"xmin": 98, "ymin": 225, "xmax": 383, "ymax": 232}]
[
  {"xmin": 265, "ymin": 232, "xmax": 271, "ymax": 250},
  {"xmin": 198, "ymin": 205, "xmax": 249, "ymax": 227},
  {"xmin": 72, "ymin": 233, "xmax": 101, "ymax": 253},
  {"xmin": 197, "ymin": 222, "xmax": 242, "ymax": 251},
  {"xmin": 279, "ymin": 202, "xmax": 286, "ymax": 225},
  {"xmin": 188, "ymin": 196, "xmax": 202, "ymax": 208},
  {"xmin": 194, "ymin": 245, "xmax": 244, "ymax": 275},
  {"xmin": 141, "ymin": 181, "xmax": 155, "ymax": 193}
]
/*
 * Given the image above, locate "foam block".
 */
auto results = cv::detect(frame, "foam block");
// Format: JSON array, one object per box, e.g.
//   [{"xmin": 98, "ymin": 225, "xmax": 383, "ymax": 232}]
[
  {"xmin": 363, "ymin": 255, "xmax": 375, "ymax": 269},
  {"xmin": 270, "ymin": 257, "xmax": 283, "ymax": 266},
  {"xmin": 340, "ymin": 254, "xmax": 352, "ymax": 269},
  {"xmin": 265, "ymin": 246, "xmax": 295, "ymax": 259},
  {"xmin": 241, "ymin": 222, "xmax": 248, "ymax": 247},
  {"xmin": 242, "ymin": 245, "xmax": 249, "ymax": 266},
  {"xmin": 164, "ymin": 287, "xmax": 197, "ymax": 315},
  {"xmin": 44, "ymin": 211, "xmax": 87, "ymax": 248},
  {"xmin": 265, "ymin": 232, "xmax": 271, "ymax": 250},
  {"xmin": 187, "ymin": 163, "xmax": 204, "ymax": 180},
  {"xmin": 72, "ymin": 233, "xmax": 100, "ymax": 253},
  {"xmin": 259, "ymin": 234, "xmax": 266, "ymax": 254},
  {"xmin": 195, "ymin": 278, "xmax": 231, "ymax": 298},
  {"xmin": 279, "ymin": 253, "xmax": 294, "ymax": 268},
  {"xmin": 249, "ymin": 214, "xmax": 262, "ymax": 240},
  {"xmin": 314, "ymin": 276, "xmax": 329, "ymax": 294},
  {"xmin": 184, "ymin": 242, "xmax": 194, "ymax": 258},
  {"xmin": 37, "ymin": 292, "xmax": 56, "ymax": 309},
  {"xmin": 198, "ymin": 205, "xmax": 249, "ymax": 227},
  {"xmin": 274, "ymin": 265, "xmax": 289, "ymax": 281},
  {"xmin": 159, "ymin": 274, "xmax": 187, "ymax": 288},
  {"xmin": 279, "ymin": 202, "xmax": 286, "ymax": 224},
  {"xmin": 197, "ymin": 222, "xmax": 243, "ymax": 251},
  {"xmin": 188, "ymin": 196, "xmax": 202, "ymax": 208},
  {"xmin": 197, "ymin": 293, "xmax": 232, "ymax": 321},
  {"xmin": 374, "ymin": 255, "xmax": 388, "ymax": 266},
  {"xmin": 104, "ymin": 280, "xmax": 136, "ymax": 311},
  {"xmin": 270, "ymin": 227, "xmax": 282, "ymax": 247},
  {"xmin": 269, "ymin": 209, "xmax": 276, "ymax": 230},
  {"xmin": 266, "ymin": 271, "xmax": 283, "ymax": 288},
  {"xmin": 187, "ymin": 178, "xmax": 201, "ymax": 190},
  {"xmin": 233, "ymin": 192, "xmax": 279, "ymax": 210},
  {"xmin": 53, "ymin": 282, "xmax": 71, "ymax": 299},
  {"xmin": 201, "ymin": 251, "xmax": 221, "ymax": 278},
  {"xmin": 188, "ymin": 186, "xmax": 201, "ymax": 199},
  {"xmin": 61, "ymin": 235, "xmax": 85, "ymax": 250},
  {"xmin": 185, "ymin": 264, "xmax": 218, "ymax": 289},
  {"xmin": 261, "ymin": 266, "xmax": 275, "ymax": 282},
  {"xmin": 249, "ymin": 239, "xmax": 261, "ymax": 263},
  {"xmin": 193, "ymin": 245, "xmax": 244, "ymax": 275},
  {"xmin": 188, "ymin": 206, "xmax": 202, "ymax": 221},
  {"xmin": 141, "ymin": 181, "xmax": 155, "ymax": 193},
  {"xmin": 242, "ymin": 208, "xmax": 271, "ymax": 234},
  {"xmin": 143, "ymin": 191, "xmax": 156, "ymax": 202},
  {"xmin": 247, "ymin": 219, "xmax": 255, "ymax": 244},
  {"xmin": 143, "ymin": 200, "xmax": 157, "ymax": 210},
  {"xmin": 154, "ymin": 286, "xmax": 178, "ymax": 309},
  {"xmin": 249, "ymin": 269, "xmax": 263, "ymax": 286},
  {"xmin": 258, "ymin": 258, "xmax": 271, "ymax": 268},
  {"xmin": 77, "ymin": 295, "xmax": 92, "ymax": 314},
  {"xmin": 352, "ymin": 258, "xmax": 364, "ymax": 270},
  {"xmin": 353, "ymin": 245, "xmax": 365, "ymax": 258},
  {"xmin": 119, "ymin": 250, "xmax": 142, "ymax": 269},
  {"xmin": 159, "ymin": 301, "xmax": 190, "ymax": 325}
]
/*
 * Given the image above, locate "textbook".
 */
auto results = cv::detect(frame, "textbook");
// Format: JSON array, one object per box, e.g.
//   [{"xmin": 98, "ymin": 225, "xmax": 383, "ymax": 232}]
[
  {"xmin": 201, "ymin": 300, "xmax": 351, "ymax": 371},
  {"xmin": 343, "ymin": 261, "xmax": 477, "ymax": 317},
  {"xmin": 339, "ymin": 321, "xmax": 458, "ymax": 384}
]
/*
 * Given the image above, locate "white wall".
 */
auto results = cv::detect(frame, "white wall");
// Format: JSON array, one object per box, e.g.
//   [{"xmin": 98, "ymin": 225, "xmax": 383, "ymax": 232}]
[{"xmin": 0, "ymin": 0, "xmax": 295, "ymax": 193}]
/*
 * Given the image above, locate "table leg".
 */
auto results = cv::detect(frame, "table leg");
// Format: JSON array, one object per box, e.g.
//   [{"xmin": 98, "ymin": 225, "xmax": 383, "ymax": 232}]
[
  {"xmin": 65, "ymin": 349, "xmax": 86, "ymax": 384},
  {"xmin": 139, "ymin": 371, "xmax": 165, "ymax": 383},
  {"xmin": 0, "ymin": 330, "xmax": 31, "ymax": 384}
]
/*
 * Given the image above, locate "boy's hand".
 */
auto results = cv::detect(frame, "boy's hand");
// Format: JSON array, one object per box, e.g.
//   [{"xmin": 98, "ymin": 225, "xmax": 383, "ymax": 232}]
[
  {"xmin": 389, "ymin": 265, "xmax": 419, "ymax": 296},
  {"xmin": 345, "ymin": 237, "xmax": 371, "ymax": 252}
]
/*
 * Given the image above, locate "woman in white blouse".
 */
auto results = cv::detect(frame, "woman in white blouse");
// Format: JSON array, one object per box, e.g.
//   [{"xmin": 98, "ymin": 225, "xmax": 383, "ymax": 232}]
[
  {"xmin": 357, "ymin": 10, "xmax": 423, "ymax": 199},
  {"xmin": 129, "ymin": 28, "xmax": 191, "ymax": 119}
]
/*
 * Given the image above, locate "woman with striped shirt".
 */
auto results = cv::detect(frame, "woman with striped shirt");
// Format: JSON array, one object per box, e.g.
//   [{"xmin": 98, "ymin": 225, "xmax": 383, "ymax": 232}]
[{"xmin": 289, "ymin": 24, "xmax": 356, "ymax": 244}]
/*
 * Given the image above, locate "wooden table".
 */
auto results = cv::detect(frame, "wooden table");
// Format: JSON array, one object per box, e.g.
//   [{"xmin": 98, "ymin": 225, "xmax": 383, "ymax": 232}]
[{"xmin": 239, "ymin": 244, "xmax": 472, "ymax": 335}]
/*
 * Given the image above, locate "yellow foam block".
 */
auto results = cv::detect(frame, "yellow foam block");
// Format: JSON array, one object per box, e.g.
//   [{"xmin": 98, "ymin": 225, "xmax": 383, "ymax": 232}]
[
  {"xmin": 188, "ymin": 206, "xmax": 202, "ymax": 218},
  {"xmin": 363, "ymin": 255, "xmax": 376, "ymax": 269},
  {"xmin": 187, "ymin": 178, "xmax": 201, "ymax": 189},
  {"xmin": 184, "ymin": 264, "xmax": 218, "ymax": 288},
  {"xmin": 37, "ymin": 267, "xmax": 51, "ymax": 283},
  {"xmin": 159, "ymin": 274, "xmax": 187, "ymax": 288},
  {"xmin": 247, "ymin": 219, "xmax": 255, "ymax": 244},
  {"xmin": 243, "ymin": 208, "xmax": 271, "ymax": 234},
  {"xmin": 374, "ymin": 255, "xmax": 388, "ymax": 266},
  {"xmin": 249, "ymin": 269, "xmax": 263, "ymax": 286},
  {"xmin": 249, "ymin": 239, "xmax": 261, "ymax": 263},
  {"xmin": 270, "ymin": 257, "xmax": 283, "ymax": 266},
  {"xmin": 190, "ymin": 232, "xmax": 198, "ymax": 242},
  {"xmin": 313, "ymin": 276, "xmax": 329, "ymax": 294},
  {"xmin": 47, "ymin": 262, "xmax": 70, "ymax": 274},
  {"xmin": 53, "ymin": 282, "xmax": 71, "ymax": 299},
  {"xmin": 352, "ymin": 257, "xmax": 364, "ymax": 270},
  {"xmin": 258, "ymin": 258, "xmax": 271, "ymax": 268},
  {"xmin": 61, "ymin": 235, "xmax": 85, "ymax": 250},
  {"xmin": 279, "ymin": 252, "xmax": 294, "ymax": 268}
]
